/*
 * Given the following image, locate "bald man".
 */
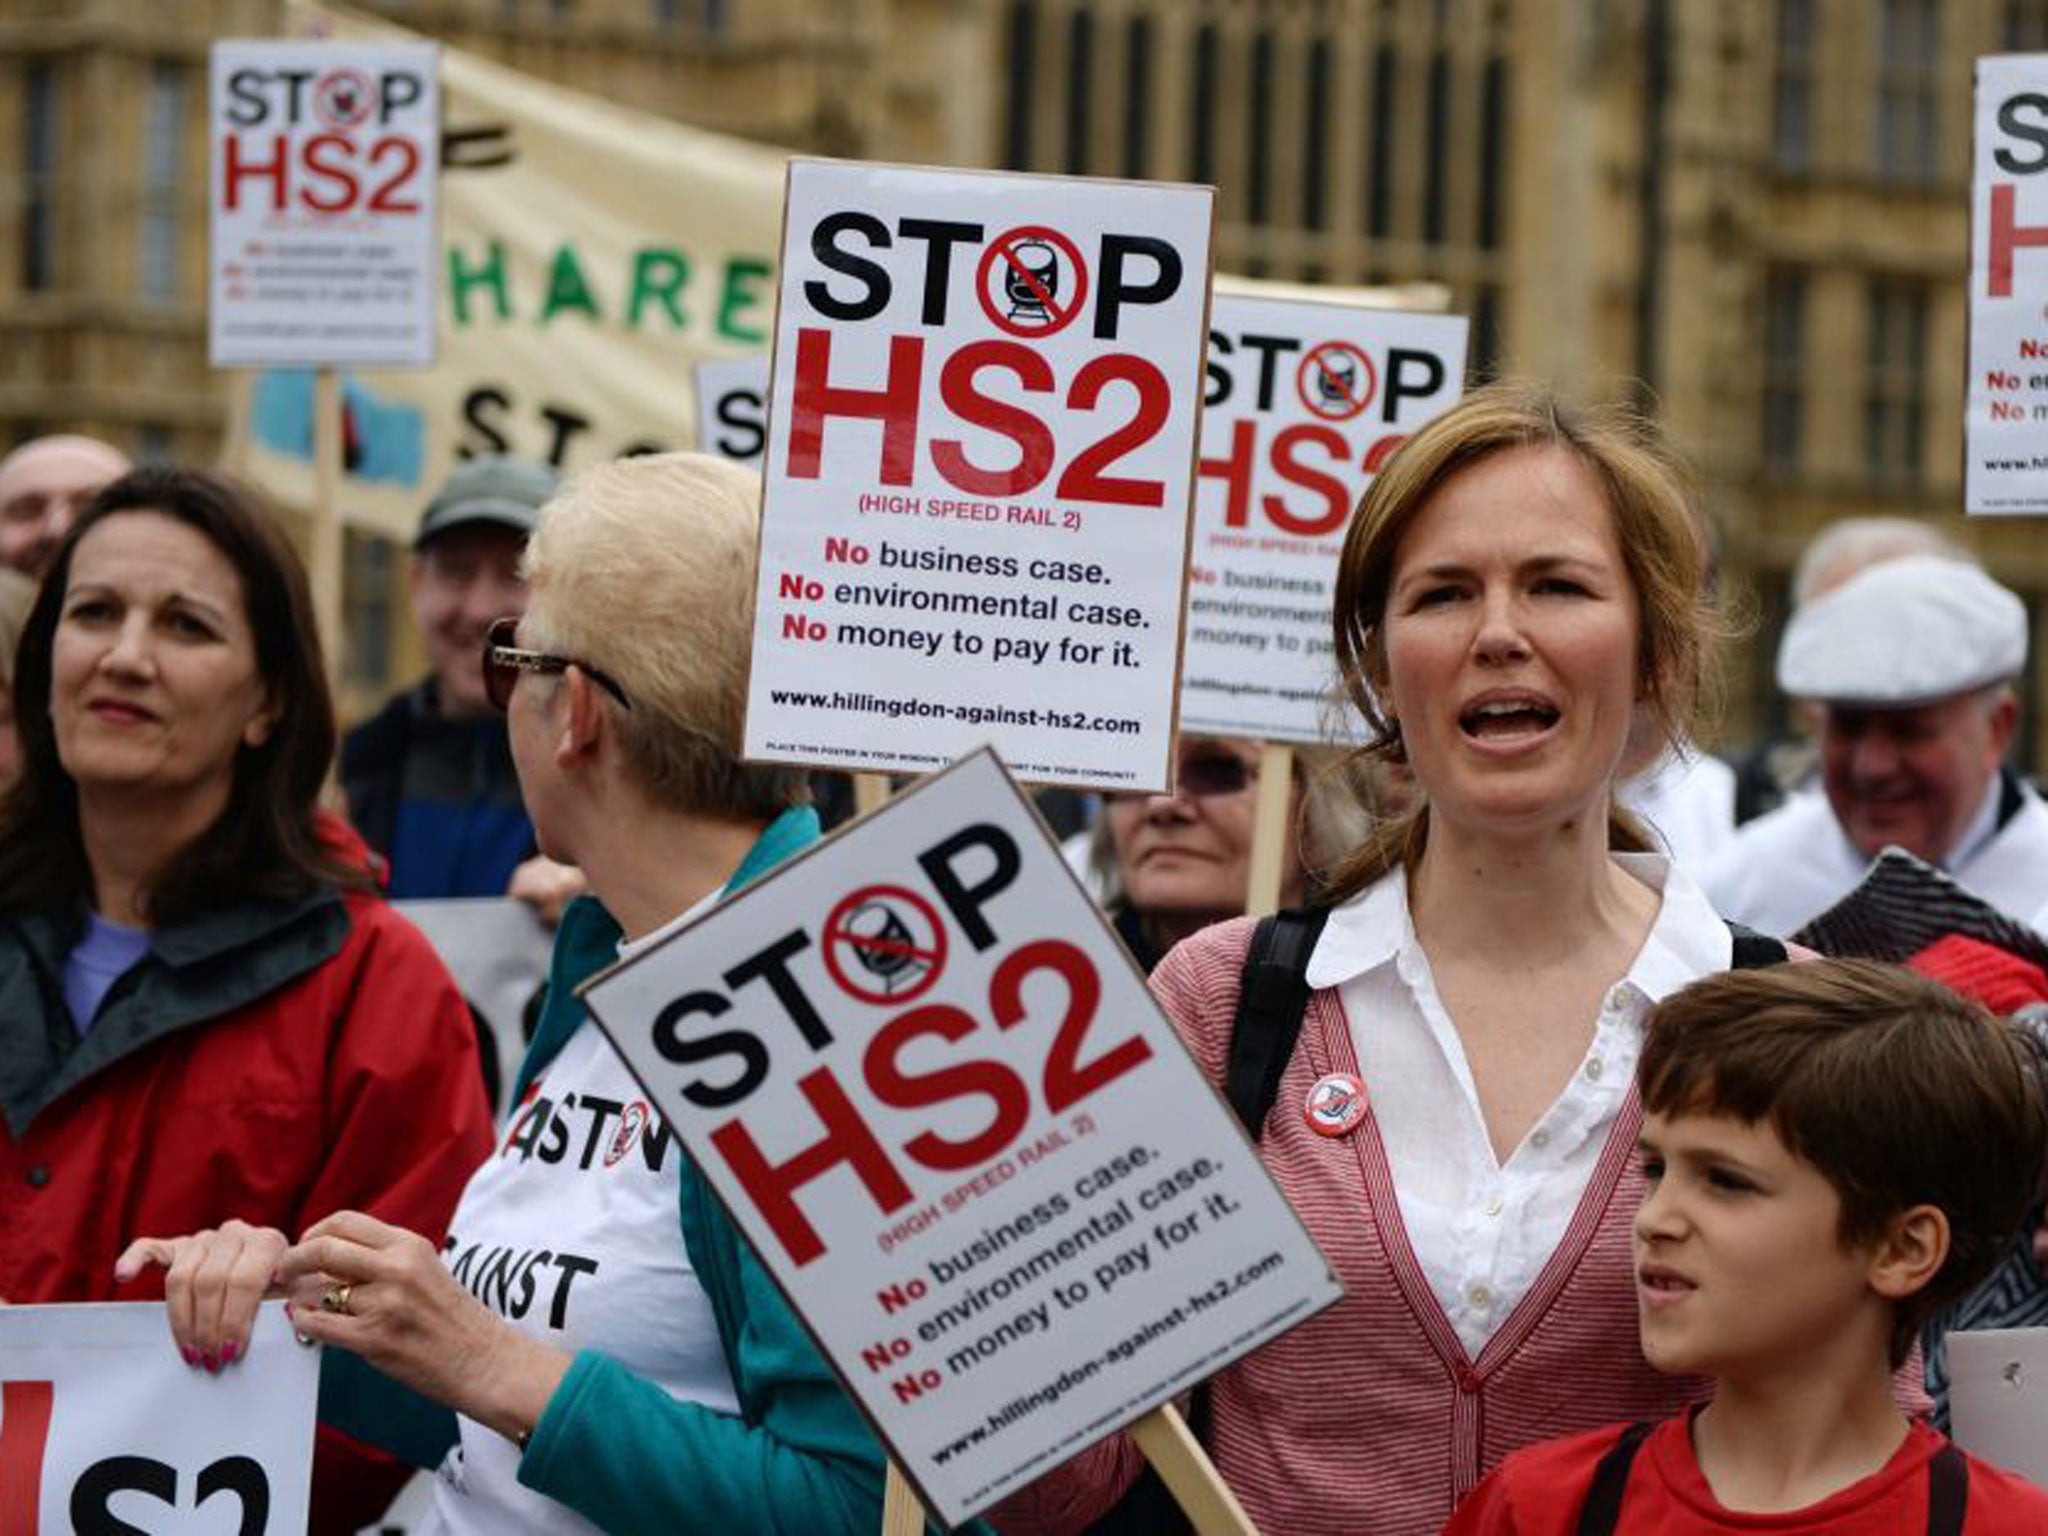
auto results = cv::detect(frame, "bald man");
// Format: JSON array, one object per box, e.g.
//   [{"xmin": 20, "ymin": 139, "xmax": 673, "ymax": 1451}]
[{"xmin": 0, "ymin": 434, "xmax": 131, "ymax": 578}]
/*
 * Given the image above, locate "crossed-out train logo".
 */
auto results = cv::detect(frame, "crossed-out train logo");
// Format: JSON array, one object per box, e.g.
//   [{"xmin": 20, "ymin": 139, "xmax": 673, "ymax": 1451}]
[{"xmin": 604, "ymin": 1101, "xmax": 653, "ymax": 1168}]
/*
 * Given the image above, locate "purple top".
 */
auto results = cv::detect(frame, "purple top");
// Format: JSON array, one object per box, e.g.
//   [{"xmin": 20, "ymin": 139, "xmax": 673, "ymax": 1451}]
[{"xmin": 63, "ymin": 911, "xmax": 150, "ymax": 1033}]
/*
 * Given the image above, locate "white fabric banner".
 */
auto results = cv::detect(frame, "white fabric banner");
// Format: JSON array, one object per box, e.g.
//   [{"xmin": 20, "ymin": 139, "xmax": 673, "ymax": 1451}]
[{"xmin": 0, "ymin": 1302, "xmax": 317, "ymax": 1531}]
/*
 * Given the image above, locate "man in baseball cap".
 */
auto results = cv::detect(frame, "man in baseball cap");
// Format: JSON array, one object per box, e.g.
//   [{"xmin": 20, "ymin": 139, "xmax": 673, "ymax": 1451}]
[
  {"xmin": 341, "ymin": 456, "xmax": 558, "ymax": 898},
  {"xmin": 1704, "ymin": 554, "xmax": 2048, "ymax": 935}
]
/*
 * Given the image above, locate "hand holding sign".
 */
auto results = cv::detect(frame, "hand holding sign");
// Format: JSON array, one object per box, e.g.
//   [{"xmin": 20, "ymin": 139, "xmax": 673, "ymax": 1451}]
[
  {"xmin": 277, "ymin": 1208, "xmax": 570, "ymax": 1445},
  {"xmin": 115, "ymin": 1218, "xmax": 289, "ymax": 1372}
]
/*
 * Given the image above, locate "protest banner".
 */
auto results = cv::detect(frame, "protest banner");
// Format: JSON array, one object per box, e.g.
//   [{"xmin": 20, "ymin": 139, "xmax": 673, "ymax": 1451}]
[
  {"xmin": 208, "ymin": 39, "xmax": 440, "ymax": 370},
  {"xmin": 1948, "ymin": 1328, "xmax": 2048, "ymax": 1485},
  {"xmin": 581, "ymin": 749, "xmax": 1340, "ymax": 1525},
  {"xmin": 1184, "ymin": 294, "xmax": 1467, "ymax": 742},
  {"xmin": 0, "ymin": 1302, "xmax": 317, "ymax": 1530},
  {"xmin": 743, "ymin": 160, "xmax": 1215, "ymax": 793},
  {"xmin": 695, "ymin": 353, "xmax": 772, "ymax": 470},
  {"xmin": 1969, "ymin": 55, "xmax": 2048, "ymax": 515},
  {"xmin": 223, "ymin": 1, "xmax": 789, "ymax": 543}
]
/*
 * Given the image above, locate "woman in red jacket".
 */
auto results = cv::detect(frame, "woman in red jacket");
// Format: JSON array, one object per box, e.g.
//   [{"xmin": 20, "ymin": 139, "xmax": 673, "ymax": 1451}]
[{"xmin": 0, "ymin": 466, "xmax": 495, "ymax": 1531}]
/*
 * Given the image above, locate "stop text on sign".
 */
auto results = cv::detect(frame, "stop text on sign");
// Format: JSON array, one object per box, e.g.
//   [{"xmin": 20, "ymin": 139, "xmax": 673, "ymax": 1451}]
[
  {"xmin": 217, "ymin": 62, "xmax": 429, "ymax": 217},
  {"xmin": 784, "ymin": 212, "xmax": 1193, "ymax": 505}
]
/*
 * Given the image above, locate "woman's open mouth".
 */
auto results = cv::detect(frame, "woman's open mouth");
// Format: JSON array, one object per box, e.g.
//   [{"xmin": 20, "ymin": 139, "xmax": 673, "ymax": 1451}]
[{"xmin": 1459, "ymin": 696, "xmax": 1560, "ymax": 743}]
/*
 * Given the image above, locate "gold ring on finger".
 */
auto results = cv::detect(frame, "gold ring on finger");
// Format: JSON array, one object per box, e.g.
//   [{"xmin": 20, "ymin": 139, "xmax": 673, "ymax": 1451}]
[{"xmin": 320, "ymin": 1282, "xmax": 354, "ymax": 1316}]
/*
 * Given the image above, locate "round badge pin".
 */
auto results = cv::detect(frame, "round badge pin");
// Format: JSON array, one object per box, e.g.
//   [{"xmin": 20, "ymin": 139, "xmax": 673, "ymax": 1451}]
[{"xmin": 1304, "ymin": 1072, "xmax": 1368, "ymax": 1137}]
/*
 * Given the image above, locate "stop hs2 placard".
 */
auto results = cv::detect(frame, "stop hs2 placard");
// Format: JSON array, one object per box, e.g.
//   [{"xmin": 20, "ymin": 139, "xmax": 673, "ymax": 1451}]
[
  {"xmin": 0, "ymin": 1303, "xmax": 317, "ymax": 1532},
  {"xmin": 744, "ymin": 160, "xmax": 1214, "ymax": 793},
  {"xmin": 582, "ymin": 750, "xmax": 1341, "ymax": 1524},
  {"xmin": 1185, "ymin": 295, "xmax": 1467, "ymax": 742},
  {"xmin": 208, "ymin": 40, "xmax": 439, "ymax": 368},
  {"xmin": 1970, "ymin": 54, "xmax": 2048, "ymax": 514}
]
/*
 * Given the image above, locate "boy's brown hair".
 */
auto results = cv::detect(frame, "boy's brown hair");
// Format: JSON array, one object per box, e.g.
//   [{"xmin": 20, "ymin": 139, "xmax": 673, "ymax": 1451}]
[{"xmin": 1639, "ymin": 958, "xmax": 2048, "ymax": 1365}]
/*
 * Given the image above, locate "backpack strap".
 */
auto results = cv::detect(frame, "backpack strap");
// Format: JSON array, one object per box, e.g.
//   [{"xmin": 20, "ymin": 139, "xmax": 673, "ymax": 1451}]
[
  {"xmin": 1925, "ymin": 1442, "xmax": 1968, "ymax": 1536},
  {"xmin": 1726, "ymin": 919, "xmax": 1789, "ymax": 970},
  {"xmin": 1223, "ymin": 905, "xmax": 1332, "ymax": 1138},
  {"xmin": 1572, "ymin": 1420, "xmax": 1654, "ymax": 1536}
]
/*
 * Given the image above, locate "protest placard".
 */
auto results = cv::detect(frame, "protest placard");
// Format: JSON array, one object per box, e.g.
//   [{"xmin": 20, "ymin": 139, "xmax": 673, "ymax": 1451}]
[
  {"xmin": 695, "ymin": 353, "xmax": 772, "ymax": 468},
  {"xmin": 397, "ymin": 899, "xmax": 552, "ymax": 1118},
  {"xmin": 0, "ymin": 1302, "xmax": 317, "ymax": 1530},
  {"xmin": 209, "ymin": 39, "xmax": 440, "ymax": 369},
  {"xmin": 743, "ymin": 160, "xmax": 1214, "ymax": 793},
  {"xmin": 1184, "ymin": 295, "xmax": 1467, "ymax": 741},
  {"xmin": 582, "ymin": 749, "xmax": 1340, "ymax": 1524},
  {"xmin": 1969, "ymin": 55, "xmax": 2048, "ymax": 515},
  {"xmin": 1948, "ymin": 1328, "xmax": 2048, "ymax": 1485}
]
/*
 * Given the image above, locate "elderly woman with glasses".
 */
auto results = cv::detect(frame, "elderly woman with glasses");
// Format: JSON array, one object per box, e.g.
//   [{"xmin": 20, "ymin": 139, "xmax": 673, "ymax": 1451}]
[
  {"xmin": 132, "ymin": 453, "xmax": 929, "ymax": 1536},
  {"xmin": 1093, "ymin": 737, "xmax": 1375, "ymax": 973}
]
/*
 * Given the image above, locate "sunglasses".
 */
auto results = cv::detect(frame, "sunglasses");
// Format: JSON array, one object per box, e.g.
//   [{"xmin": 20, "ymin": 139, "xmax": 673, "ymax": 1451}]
[
  {"xmin": 481, "ymin": 616, "xmax": 633, "ymax": 713},
  {"xmin": 1112, "ymin": 748, "xmax": 1255, "ymax": 800}
]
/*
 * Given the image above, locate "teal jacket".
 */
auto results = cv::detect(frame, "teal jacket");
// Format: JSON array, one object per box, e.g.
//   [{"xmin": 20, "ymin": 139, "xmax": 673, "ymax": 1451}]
[{"xmin": 327, "ymin": 806, "xmax": 942, "ymax": 1533}]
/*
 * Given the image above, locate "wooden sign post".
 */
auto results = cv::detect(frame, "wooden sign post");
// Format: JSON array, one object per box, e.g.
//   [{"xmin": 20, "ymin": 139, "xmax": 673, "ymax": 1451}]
[{"xmin": 1244, "ymin": 741, "xmax": 1295, "ymax": 919}]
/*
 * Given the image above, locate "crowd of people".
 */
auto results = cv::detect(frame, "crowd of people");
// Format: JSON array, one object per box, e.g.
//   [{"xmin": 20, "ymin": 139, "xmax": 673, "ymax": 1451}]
[{"xmin": 1, "ymin": 384, "xmax": 2046, "ymax": 1535}]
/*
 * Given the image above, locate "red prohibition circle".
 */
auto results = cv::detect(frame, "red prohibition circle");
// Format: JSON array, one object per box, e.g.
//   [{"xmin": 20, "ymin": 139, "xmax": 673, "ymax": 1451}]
[
  {"xmin": 822, "ymin": 885, "xmax": 949, "ymax": 1005},
  {"xmin": 313, "ymin": 68, "xmax": 376, "ymax": 130},
  {"xmin": 976, "ymin": 225, "xmax": 1090, "ymax": 339},
  {"xmin": 1296, "ymin": 341, "xmax": 1377, "ymax": 422}
]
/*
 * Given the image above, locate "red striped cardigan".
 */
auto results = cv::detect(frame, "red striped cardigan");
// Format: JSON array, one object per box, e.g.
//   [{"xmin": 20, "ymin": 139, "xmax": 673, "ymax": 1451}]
[{"xmin": 992, "ymin": 913, "xmax": 1713, "ymax": 1536}]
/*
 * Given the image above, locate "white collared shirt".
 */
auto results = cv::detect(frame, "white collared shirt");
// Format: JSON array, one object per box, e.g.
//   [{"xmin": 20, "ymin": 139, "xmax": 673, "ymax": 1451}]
[{"xmin": 1304, "ymin": 854, "xmax": 1732, "ymax": 1358}]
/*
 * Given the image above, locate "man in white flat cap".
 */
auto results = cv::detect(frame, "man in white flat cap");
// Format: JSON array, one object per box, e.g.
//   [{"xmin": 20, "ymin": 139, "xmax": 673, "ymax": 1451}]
[{"xmin": 1702, "ymin": 554, "xmax": 2047, "ymax": 936}]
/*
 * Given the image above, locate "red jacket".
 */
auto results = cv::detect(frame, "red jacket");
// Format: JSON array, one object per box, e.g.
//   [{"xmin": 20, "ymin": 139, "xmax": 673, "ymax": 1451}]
[
  {"xmin": 0, "ymin": 880, "xmax": 495, "ymax": 1528},
  {"xmin": 1446, "ymin": 1416, "xmax": 2048, "ymax": 1534}
]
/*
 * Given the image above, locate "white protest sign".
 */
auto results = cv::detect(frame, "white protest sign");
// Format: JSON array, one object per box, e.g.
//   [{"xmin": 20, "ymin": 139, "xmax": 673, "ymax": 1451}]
[
  {"xmin": 1949, "ymin": 1327, "xmax": 2048, "ymax": 1486},
  {"xmin": 396, "ymin": 898, "xmax": 551, "ymax": 1119},
  {"xmin": 209, "ymin": 40, "xmax": 440, "ymax": 368},
  {"xmin": 744, "ymin": 161, "xmax": 1214, "ymax": 792},
  {"xmin": 694, "ymin": 354, "xmax": 772, "ymax": 468},
  {"xmin": 0, "ymin": 1302, "xmax": 317, "ymax": 1530},
  {"xmin": 1184, "ymin": 295, "xmax": 1467, "ymax": 741},
  {"xmin": 1969, "ymin": 56, "xmax": 2048, "ymax": 514},
  {"xmin": 583, "ymin": 749, "xmax": 1339, "ymax": 1523}
]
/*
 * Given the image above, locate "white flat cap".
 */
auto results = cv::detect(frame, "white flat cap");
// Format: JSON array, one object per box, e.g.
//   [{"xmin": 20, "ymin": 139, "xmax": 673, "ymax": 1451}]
[{"xmin": 1777, "ymin": 554, "xmax": 2029, "ymax": 706}]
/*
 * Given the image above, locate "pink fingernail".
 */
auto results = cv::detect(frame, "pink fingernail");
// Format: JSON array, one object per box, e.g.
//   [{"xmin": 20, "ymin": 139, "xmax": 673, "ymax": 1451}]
[
  {"xmin": 221, "ymin": 1341, "xmax": 239, "ymax": 1366},
  {"xmin": 283, "ymin": 1301, "xmax": 294, "ymax": 1322},
  {"xmin": 203, "ymin": 1355, "xmax": 220, "ymax": 1374},
  {"xmin": 181, "ymin": 1347, "xmax": 200, "ymax": 1367}
]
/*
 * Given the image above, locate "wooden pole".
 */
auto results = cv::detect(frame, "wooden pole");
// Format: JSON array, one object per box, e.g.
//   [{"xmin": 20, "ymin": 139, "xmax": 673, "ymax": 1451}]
[
  {"xmin": 854, "ymin": 772, "xmax": 892, "ymax": 816},
  {"xmin": 310, "ymin": 367, "xmax": 345, "ymax": 685},
  {"xmin": 1129, "ymin": 1404, "xmax": 1259, "ymax": 1536},
  {"xmin": 1243, "ymin": 741, "xmax": 1294, "ymax": 918},
  {"xmin": 882, "ymin": 1461, "xmax": 925, "ymax": 1535}
]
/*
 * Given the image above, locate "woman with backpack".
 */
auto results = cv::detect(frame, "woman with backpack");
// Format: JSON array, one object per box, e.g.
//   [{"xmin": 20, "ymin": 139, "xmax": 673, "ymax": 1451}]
[{"xmin": 998, "ymin": 383, "xmax": 1770, "ymax": 1535}]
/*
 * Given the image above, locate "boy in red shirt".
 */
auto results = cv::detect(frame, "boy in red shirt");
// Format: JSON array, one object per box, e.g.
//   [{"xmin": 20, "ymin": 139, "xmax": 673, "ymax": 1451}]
[{"xmin": 1445, "ymin": 959, "xmax": 2048, "ymax": 1535}]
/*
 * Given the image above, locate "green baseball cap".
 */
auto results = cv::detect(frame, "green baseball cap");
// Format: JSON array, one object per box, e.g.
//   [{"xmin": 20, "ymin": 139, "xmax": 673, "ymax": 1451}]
[{"xmin": 414, "ymin": 456, "xmax": 559, "ymax": 549}]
